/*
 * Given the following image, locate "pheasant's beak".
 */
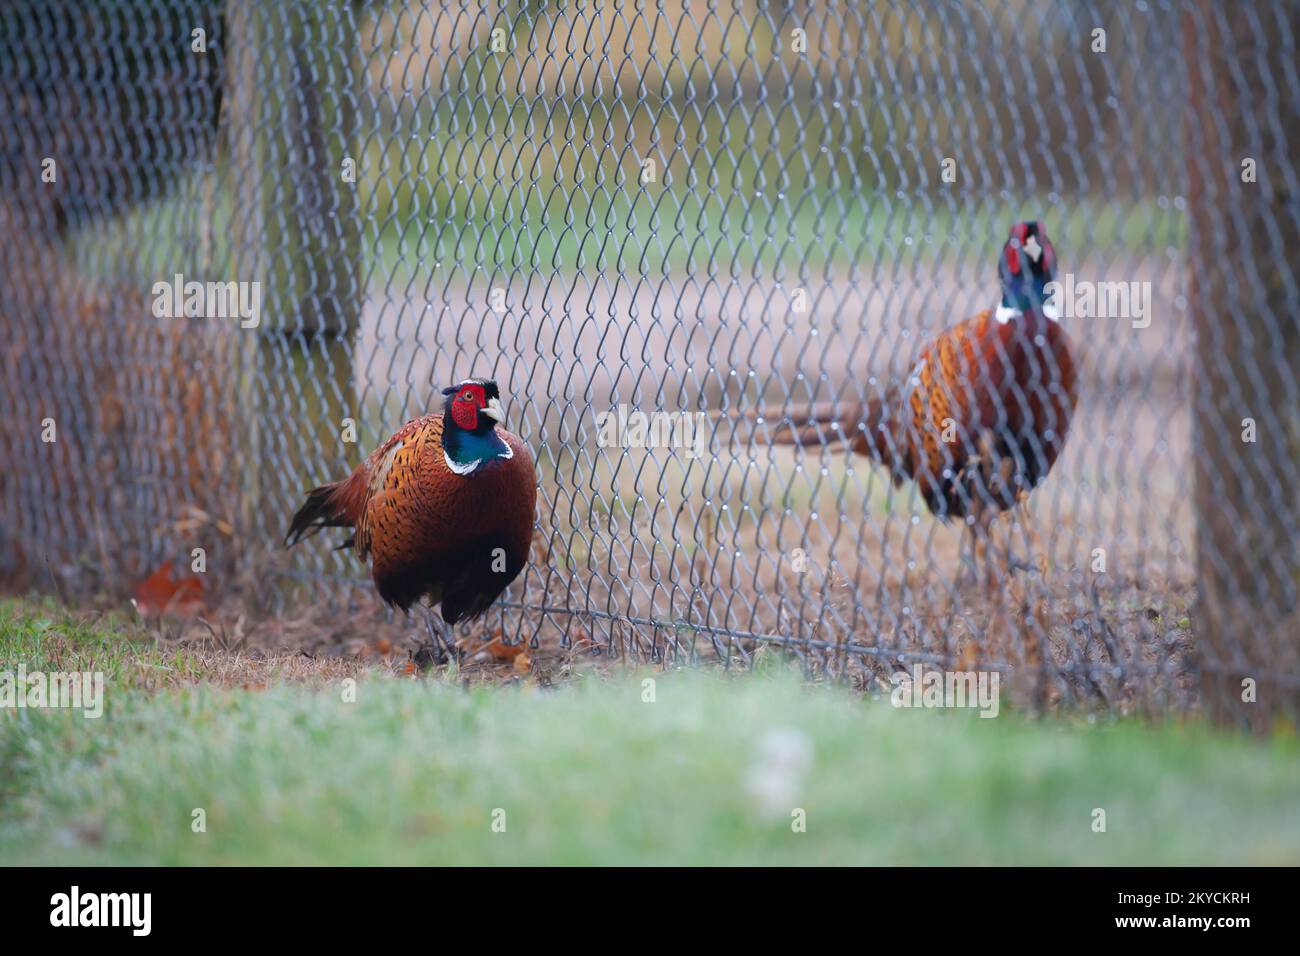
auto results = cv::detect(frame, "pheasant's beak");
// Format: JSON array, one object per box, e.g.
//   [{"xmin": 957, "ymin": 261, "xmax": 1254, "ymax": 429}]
[
  {"xmin": 482, "ymin": 396, "xmax": 505, "ymax": 424},
  {"xmin": 1023, "ymin": 234, "xmax": 1043, "ymax": 263}
]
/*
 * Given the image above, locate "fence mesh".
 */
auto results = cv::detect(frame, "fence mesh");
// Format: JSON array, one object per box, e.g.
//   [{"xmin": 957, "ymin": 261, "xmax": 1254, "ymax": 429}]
[{"xmin": 2, "ymin": 1, "xmax": 1297, "ymax": 716}]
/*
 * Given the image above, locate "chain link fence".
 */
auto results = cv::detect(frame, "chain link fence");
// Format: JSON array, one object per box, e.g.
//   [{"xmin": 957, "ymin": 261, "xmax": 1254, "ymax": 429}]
[{"xmin": 2, "ymin": 1, "xmax": 1297, "ymax": 719}]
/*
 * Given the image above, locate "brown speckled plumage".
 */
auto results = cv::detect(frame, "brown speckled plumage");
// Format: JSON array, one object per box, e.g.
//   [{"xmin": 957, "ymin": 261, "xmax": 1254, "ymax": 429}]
[
  {"xmin": 878, "ymin": 307, "xmax": 1076, "ymax": 518},
  {"xmin": 768, "ymin": 223, "xmax": 1078, "ymax": 523},
  {"xmin": 286, "ymin": 410, "xmax": 537, "ymax": 622}
]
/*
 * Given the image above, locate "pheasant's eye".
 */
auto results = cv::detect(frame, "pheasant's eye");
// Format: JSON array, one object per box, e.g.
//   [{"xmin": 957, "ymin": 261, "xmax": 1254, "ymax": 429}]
[{"xmin": 462, "ymin": 390, "xmax": 474, "ymax": 402}]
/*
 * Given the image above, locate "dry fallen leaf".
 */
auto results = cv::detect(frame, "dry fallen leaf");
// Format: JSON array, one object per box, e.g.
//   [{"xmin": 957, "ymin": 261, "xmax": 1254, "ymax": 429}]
[
  {"xmin": 467, "ymin": 628, "xmax": 531, "ymax": 664},
  {"xmin": 131, "ymin": 560, "xmax": 205, "ymax": 617},
  {"xmin": 488, "ymin": 640, "xmax": 528, "ymax": 663},
  {"xmin": 570, "ymin": 628, "xmax": 597, "ymax": 653}
]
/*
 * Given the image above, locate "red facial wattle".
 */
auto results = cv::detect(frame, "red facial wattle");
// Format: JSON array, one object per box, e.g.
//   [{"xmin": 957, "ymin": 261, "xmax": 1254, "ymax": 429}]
[
  {"xmin": 1005, "ymin": 222, "xmax": 1032, "ymax": 276},
  {"xmin": 451, "ymin": 385, "xmax": 485, "ymax": 429}
]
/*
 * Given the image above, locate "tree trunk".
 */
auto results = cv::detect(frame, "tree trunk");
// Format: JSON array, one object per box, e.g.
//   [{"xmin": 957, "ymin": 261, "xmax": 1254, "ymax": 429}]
[
  {"xmin": 225, "ymin": 0, "xmax": 362, "ymax": 597},
  {"xmin": 1185, "ymin": 1, "xmax": 1300, "ymax": 729}
]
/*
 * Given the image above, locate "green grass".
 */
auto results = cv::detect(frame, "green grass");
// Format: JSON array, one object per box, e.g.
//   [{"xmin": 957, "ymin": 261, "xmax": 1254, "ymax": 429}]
[
  {"xmin": 0, "ymin": 603, "xmax": 197, "ymax": 692},
  {"xmin": 371, "ymin": 186, "xmax": 1185, "ymax": 281},
  {"xmin": 68, "ymin": 151, "xmax": 1186, "ymax": 290},
  {"xmin": 2, "ymin": 601, "xmax": 1297, "ymax": 865}
]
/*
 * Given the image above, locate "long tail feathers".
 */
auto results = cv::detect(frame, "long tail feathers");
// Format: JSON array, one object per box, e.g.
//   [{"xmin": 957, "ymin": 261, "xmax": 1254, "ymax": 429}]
[
  {"xmin": 762, "ymin": 402, "xmax": 848, "ymax": 445},
  {"xmin": 714, "ymin": 397, "xmax": 898, "ymax": 464},
  {"xmin": 729, "ymin": 401, "xmax": 865, "ymax": 449},
  {"xmin": 285, "ymin": 481, "xmax": 351, "ymax": 547}
]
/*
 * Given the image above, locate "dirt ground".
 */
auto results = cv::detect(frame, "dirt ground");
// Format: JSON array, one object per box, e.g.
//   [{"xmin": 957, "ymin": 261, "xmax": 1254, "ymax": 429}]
[
  {"xmin": 339, "ymin": 253, "xmax": 1197, "ymax": 710},
  {"xmin": 8, "ymin": 252, "xmax": 1198, "ymax": 714}
]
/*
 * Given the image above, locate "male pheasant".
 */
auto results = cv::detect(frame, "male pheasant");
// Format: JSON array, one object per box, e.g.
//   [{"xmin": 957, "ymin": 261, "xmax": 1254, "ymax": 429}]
[
  {"xmin": 767, "ymin": 221, "xmax": 1077, "ymax": 560},
  {"xmin": 286, "ymin": 378, "xmax": 536, "ymax": 655}
]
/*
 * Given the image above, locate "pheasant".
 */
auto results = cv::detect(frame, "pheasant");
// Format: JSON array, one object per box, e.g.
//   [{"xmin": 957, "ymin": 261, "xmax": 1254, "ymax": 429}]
[
  {"xmin": 286, "ymin": 378, "xmax": 537, "ymax": 658},
  {"xmin": 765, "ymin": 221, "xmax": 1078, "ymax": 572}
]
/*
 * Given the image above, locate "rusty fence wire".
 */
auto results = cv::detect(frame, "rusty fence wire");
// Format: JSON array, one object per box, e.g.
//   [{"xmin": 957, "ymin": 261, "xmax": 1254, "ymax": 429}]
[{"xmin": 1, "ymin": 1, "xmax": 1297, "ymax": 719}]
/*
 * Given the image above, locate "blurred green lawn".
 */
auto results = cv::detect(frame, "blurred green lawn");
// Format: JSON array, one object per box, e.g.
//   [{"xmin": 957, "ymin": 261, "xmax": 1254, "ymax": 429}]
[
  {"xmin": 72, "ymin": 151, "xmax": 1185, "ymax": 287},
  {"xmin": 1, "ymin": 601, "xmax": 1295, "ymax": 865}
]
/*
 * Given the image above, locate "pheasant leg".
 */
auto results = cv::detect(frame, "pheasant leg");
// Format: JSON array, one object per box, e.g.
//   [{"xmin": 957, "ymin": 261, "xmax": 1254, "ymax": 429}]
[{"xmin": 415, "ymin": 605, "xmax": 458, "ymax": 667}]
